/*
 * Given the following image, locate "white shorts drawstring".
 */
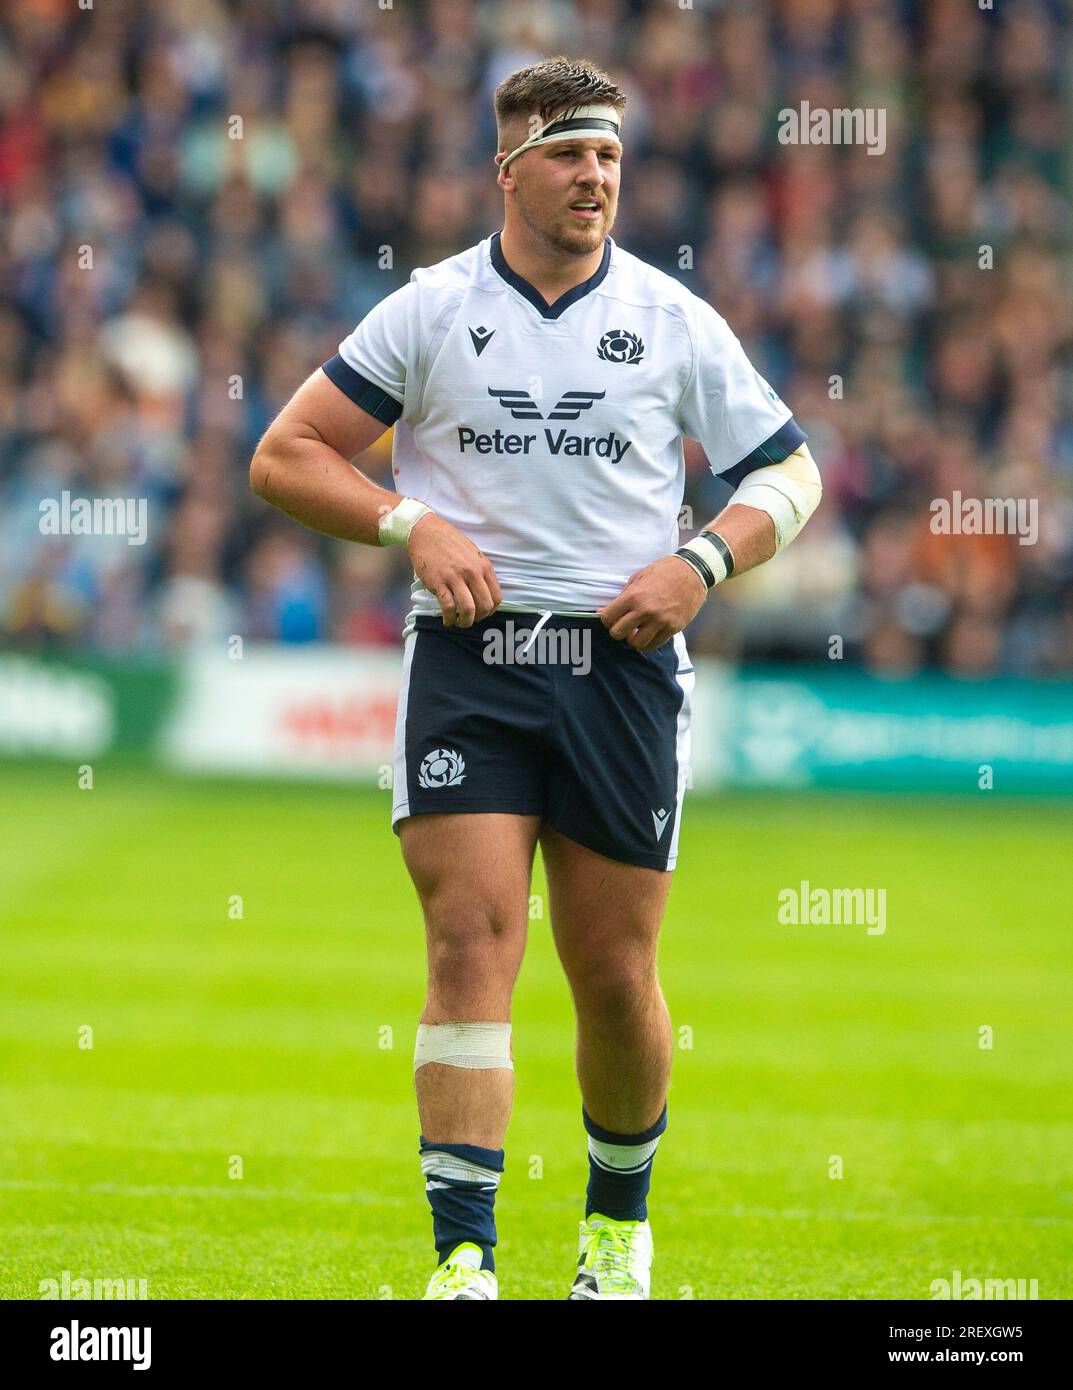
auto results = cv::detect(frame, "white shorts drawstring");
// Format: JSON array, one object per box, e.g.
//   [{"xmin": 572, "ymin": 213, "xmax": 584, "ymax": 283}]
[{"xmin": 519, "ymin": 609, "xmax": 553, "ymax": 657}]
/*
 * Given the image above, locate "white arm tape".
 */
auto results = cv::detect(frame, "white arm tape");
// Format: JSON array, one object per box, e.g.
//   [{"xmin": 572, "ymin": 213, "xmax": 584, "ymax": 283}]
[
  {"xmin": 728, "ymin": 443, "xmax": 822, "ymax": 550},
  {"xmin": 414, "ymin": 1022, "xmax": 513, "ymax": 1071},
  {"xmin": 379, "ymin": 496, "xmax": 432, "ymax": 546},
  {"xmin": 678, "ymin": 533, "xmax": 731, "ymax": 587}
]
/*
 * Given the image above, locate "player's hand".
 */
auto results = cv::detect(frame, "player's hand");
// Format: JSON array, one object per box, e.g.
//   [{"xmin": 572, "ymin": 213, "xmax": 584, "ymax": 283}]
[
  {"xmin": 406, "ymin": 512, "xmax": 502, "ymax": 628},
  {"xmin": 598, "ymin": 555, "xmax": 708, "ymax": 651}
]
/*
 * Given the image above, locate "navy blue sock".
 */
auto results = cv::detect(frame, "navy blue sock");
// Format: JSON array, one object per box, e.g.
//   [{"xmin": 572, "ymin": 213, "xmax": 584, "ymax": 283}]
[
  {"xmin": 584, "ymin": 1105, "xmax": 667, "ymax": 1222},
  {"xmin": 419, "ymin": 1137, "xmax": 504, "ymax": 1271}
]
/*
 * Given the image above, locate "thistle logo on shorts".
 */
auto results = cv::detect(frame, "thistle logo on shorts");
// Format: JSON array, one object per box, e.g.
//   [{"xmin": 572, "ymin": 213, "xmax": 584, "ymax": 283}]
[
  {"xmin": 597, "ymin": 329, "xmax": 644, "ymax": 365},
  {"xmin": 418, "ymin": 748, "xmax": 467, "ymax": 789}
]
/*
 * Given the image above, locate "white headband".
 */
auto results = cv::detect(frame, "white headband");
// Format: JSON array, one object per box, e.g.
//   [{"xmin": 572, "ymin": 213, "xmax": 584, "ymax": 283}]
[{"xmin": 498, "ymin": 103, "xmax": 622, "ymax": 170}]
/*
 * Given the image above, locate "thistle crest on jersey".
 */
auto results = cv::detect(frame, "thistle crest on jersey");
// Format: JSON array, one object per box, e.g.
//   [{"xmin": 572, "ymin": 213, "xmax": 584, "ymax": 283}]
[
  {"xmin": 418, "ymin": 748, "xmax": 466, "ymax": 788},
  {"xmin": 597, "ymin": 329, "xmax": 644, "ymax": 365}
]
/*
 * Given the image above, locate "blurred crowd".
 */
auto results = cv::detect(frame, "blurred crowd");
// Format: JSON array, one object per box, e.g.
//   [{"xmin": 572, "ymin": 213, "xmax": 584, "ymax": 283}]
[{"xmin": 2, "ymin": 0, "xmax": 1072, "ymax": 676}]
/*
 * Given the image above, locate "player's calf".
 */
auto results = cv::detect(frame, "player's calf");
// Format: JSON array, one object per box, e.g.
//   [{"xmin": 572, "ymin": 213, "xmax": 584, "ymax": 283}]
[{"xmin": 415, "ymin": 1022, "xmax": 513, "ymax": 1294}]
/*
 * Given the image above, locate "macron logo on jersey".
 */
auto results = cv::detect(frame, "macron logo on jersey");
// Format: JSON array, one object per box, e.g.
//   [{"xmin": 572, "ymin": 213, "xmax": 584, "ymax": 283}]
[
  {"xmin": 469, "ymin": 325, "xmax": 495, "ymax": 357},
  {"xmin": 455, "ymin": 387, "xmax": 632, "ymax": 465}
]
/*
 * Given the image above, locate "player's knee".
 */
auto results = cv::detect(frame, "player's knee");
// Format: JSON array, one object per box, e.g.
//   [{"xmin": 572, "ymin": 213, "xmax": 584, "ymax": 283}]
[
  {"xmin": 423, "ymin": 897, "xmax": 522, "ymax": 996},
  {"xmin": 427, "ymin": 930, "xmax": 491, "ymax": 984},
  {"xmin": 572, "ymin": 954, "xmax": 658, "ymax": 1018},
  {"xmin": 424, "ymin": 885, "xmax": 520, "ymax": 943}
]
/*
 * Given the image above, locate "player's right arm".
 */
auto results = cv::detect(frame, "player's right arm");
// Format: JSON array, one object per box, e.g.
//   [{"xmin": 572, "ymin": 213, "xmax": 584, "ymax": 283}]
[
  {"xmin": 250, "ymin": 367, "xmax": 395, "ymax": 544},
  {"xmin": 249, "ymin": 367, "xmax": 501, "ymax": 627}
]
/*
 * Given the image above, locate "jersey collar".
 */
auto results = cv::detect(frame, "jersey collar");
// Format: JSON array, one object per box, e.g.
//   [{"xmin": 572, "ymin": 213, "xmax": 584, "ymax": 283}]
[{"xmin": 489, "ymin": 231, "xmax": 612, "ymax": 320}]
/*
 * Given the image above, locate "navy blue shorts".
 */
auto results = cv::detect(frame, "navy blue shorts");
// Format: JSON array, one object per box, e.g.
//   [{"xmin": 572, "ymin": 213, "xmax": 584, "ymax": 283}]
[{"xmin": 391, "ymin": 611, "xmax": 694, "ymax": 871}]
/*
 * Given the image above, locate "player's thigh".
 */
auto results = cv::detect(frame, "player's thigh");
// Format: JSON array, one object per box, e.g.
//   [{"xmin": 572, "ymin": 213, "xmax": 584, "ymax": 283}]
[
  {"xmin": 400, "ymin": 810, "xmax": 541, "ymax": 950},
  {"xmin": 544, "ymin": 623, "xmax": 693, "ymax": 875},
  {"xmin": 539, "ymin": 823, "xmax": 672, "ymax": 989}
]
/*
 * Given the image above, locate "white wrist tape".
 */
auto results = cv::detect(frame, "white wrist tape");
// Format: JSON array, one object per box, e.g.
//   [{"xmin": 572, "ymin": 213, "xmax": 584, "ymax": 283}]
[
  {"xmin": 679, "ymin": 533, "xmax": 731, "ymax": 587},
  {"xmin": 379, "ymin": 496, "xmax": 432, "ymax": 546},
  {"xmin": 728, "ymin": 443, "xmax": 822, "ymax": 550},
  {"xmin": 414, "ymin": 1022, "xmax": 513, "ymax": 1071}
]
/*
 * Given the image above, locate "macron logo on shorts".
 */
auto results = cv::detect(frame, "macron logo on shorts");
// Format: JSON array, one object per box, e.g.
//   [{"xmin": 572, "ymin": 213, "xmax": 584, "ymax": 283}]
[
  {"xmin": 652, "ymin": 808, "xmax": 671, "ymax": 841},
  {"xmin": 418, "ymin": 748, "xmax": 466, "ymax": 789}
]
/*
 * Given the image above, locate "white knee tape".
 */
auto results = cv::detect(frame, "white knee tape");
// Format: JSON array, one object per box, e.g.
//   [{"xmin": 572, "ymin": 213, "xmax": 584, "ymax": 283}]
[{"xmin": 414, "ymin": 1022, "xmax": 513, "ymax": 1072}]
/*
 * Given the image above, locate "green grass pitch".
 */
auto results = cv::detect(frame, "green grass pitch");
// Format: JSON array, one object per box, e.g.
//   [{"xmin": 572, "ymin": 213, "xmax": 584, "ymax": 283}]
[{"xmin": 1, "ymin": 759, "xmax": 1070, "ymax": 1300}]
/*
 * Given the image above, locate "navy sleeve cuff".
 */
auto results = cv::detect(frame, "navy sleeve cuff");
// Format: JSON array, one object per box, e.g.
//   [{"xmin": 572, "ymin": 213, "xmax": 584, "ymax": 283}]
[
  {"xmin": 321, "ymin": 354, "xmax": 403, "ymax": 426},
  {"xmin": 718, "ymin": 417, "xmax": 808, "ymax": 487}
]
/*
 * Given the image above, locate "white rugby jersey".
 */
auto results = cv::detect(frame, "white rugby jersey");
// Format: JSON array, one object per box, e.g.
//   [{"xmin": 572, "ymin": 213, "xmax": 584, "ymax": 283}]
[{"xmin": 323, "ymin": 233, "xmax": 805, "ymax": 627}]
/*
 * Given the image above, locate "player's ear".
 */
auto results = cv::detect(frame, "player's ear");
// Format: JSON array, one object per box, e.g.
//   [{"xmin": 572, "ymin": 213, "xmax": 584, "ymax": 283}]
[{"xmin": 495, "ymin": 152, "xmax": 514, "ymax": 192}]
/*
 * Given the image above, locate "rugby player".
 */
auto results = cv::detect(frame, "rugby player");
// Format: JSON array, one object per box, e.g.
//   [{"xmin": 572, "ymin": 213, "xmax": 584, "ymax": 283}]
[{"xmin": 251, "ymin": 56, "xmax": 821, "ymax": 1300}]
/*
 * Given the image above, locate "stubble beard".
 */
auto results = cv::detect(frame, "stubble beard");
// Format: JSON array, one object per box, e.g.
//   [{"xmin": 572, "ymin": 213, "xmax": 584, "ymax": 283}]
[{"xmin": 514, "ymin": 181, "xmax": 615, "ymax": 258}]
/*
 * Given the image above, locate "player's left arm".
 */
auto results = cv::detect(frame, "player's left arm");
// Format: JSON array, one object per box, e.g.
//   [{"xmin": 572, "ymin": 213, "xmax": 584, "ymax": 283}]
[
  {"xmin": 599, "ymin": 441, "xmax": 821, "ymax": 651},
  {"xmin": 601, "ymin": 297, "xmax": 822, "ymax": 651}
]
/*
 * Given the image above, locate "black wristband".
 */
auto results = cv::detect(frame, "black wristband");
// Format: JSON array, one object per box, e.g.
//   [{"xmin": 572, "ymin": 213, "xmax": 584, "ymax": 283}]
[{"xmin": 700, "ymin": 529, "xmax": 735, "ymax": 577}]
